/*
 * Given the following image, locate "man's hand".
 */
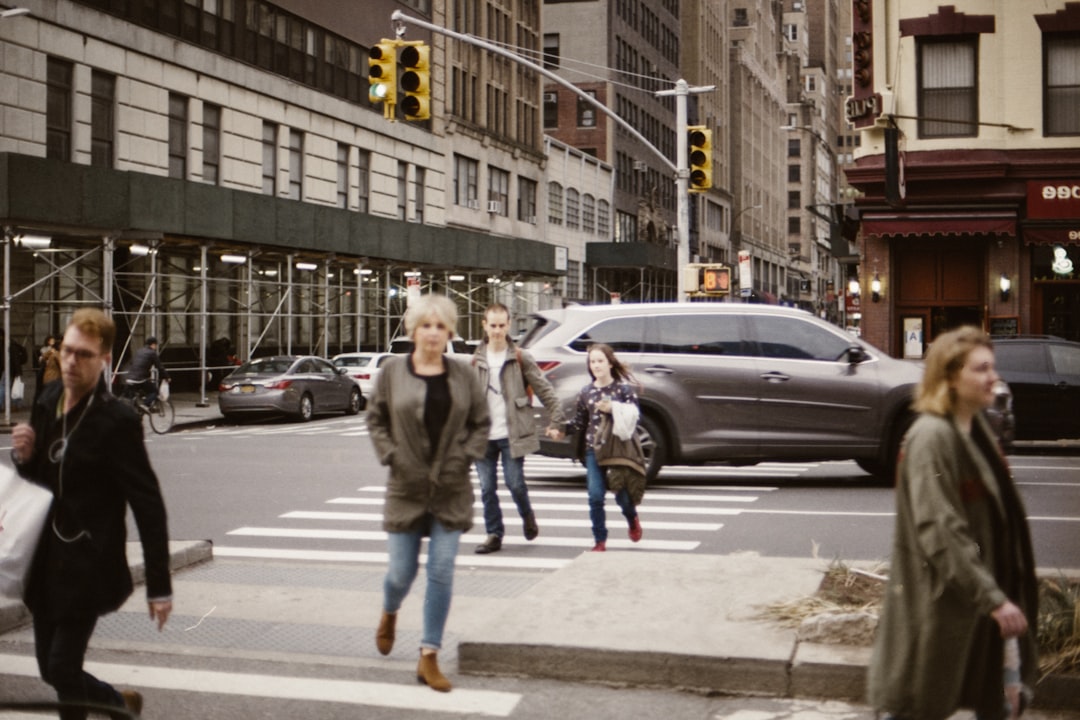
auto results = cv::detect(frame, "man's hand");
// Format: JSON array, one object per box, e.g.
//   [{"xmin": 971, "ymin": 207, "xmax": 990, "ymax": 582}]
[
  {"xmin": 11, "ymin": 423, "xmax": 35, "ymax": 464},
  {"xmin": 991, "ymin": 600, "xmax": 1028, "ymax": 638},
  {"xmin": 545, "ymin": 426, "xmax": 564, "ymax": 440},
  {"xmin": 149, "ymin": 600, "xmax": 173, "ymax": 631}
]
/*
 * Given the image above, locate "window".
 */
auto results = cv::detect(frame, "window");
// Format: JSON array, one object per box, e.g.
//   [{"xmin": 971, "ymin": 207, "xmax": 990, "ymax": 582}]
[
  {"xmin": 788, "ymin": 191, "xmax": 801, "ymax": 209},
  {"xmin": 397, "ymin": 162, "xmax": 407, "ymax": 220},
  {"xmin": 356, "ymin": 149, "xmax": 370, "ymax": 212},
  {"xmin": 548, "ymin": 182, "xmax": 563, "ymax": 225},
  {"xmin": 336, "ymin": 143, "xmax": 349, "ymax": 208},
  {"xmin": 582, "ymin": 194, "xmax": 596, "ymax": 233},
  {"xmin": 488, "ymin": 166, "xmax": 509, "ymax": 216},
  {"xmin": 518, "ymin": 177, "xmax": 537, "ymax": 222},
  {"xmin": 752, "ymin": 316, "xmax": 850, "ymax": 361},
  {"xmin": 288, "ymin": 129, "xmax": 303, "ymax": 200},
  {"xmin": 787, "ymin": 138, "xmax": 801, "ymax": 158},
  {"xmin": 653, "ymin": 315, "xmax": 745, "ymax": 356},
  {"xmin": 168, "ymin": 93, "xmax": 188, "ymax": 179},
  {"xmin": 90, "ymin": 70, "xmax": 115, "ymax": 168},
  {"xmin": 918, "ymin": 38, "xmax": 977, "ymax": 138},
  {"xmin": 788, "ymin": 165, "xmax": 801, "ymax": 182},
  {"xmin": 578, "ymin": 91, "xmax": 597, "ymax": 127},
  {"xmin": 1045, "ymin": 34, "xmax": 1080, "ymax": 136},
  {"xmin": 543, "ymin": 92, "xmax": 558, "ymax": 128},
  {"xmin": 733, "ymin": 8, "xmax": 749, "ymax": 27},
  {"xmin": 543, "ymin": 33, "xmax": 560, "ymax": 70},
  {"xmin": 598, "ymin": 200, "xmax": 611, "ymax": 237},
  {"xmin": 568, "ymin": 317, "xmax": 645, "ymax": 353},
  {"xmin": 454, "ymin": 154, "xmax": 479, "ymax": 207},
  {"xmin": 203, "ymin": 103, "xmax": 221, "ymax": 184},
  {"xmin": 788, "ymin": 217, "xmax": 801, "ymax": 235},
  {"xmin": 566, "ymin": 188, "xmax": 580, "ymax": 229},
  {"xmin": 46, "ymin": 57, "xmax": 73, "ymax": 161},
  {"xmin": 414, "ymin": 167, "xmax": 425, "ymax": 223},
  {"xmin": 262, "ymin": 121, "xmax": 277, "ymax": 195}
]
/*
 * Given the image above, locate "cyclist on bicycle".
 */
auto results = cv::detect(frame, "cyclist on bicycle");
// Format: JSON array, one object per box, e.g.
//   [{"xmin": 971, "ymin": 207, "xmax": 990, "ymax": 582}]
[{"xmin": 126, "ymin": 336, "xmax": 170, "ymax": 407}]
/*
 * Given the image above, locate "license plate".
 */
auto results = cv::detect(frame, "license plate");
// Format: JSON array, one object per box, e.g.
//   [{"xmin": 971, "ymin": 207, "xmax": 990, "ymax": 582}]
[{"xmin": 239, "ymin": 385, "xmax": 257, "ymax": 394}]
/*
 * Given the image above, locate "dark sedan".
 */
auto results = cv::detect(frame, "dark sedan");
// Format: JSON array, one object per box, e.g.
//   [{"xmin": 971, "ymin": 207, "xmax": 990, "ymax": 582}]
[
  {"xmin": 218, "ymin": 355, "xmax": 363, "ymax": 422},
  {"xmin": 992, "ymin": 335, "xmax": 1080, "ymax": 440}
]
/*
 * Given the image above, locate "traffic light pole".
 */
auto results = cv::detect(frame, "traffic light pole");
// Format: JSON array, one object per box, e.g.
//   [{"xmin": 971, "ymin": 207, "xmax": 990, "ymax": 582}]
[{"xmin": 391, "ymin": 11, "xmax": 712, "ymax": 293}]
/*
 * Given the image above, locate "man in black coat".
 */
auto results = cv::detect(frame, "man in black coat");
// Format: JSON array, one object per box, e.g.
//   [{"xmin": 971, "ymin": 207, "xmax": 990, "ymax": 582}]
[{"xmin": 11, "ymin": 308, "xmax": 172, "ymax": 719}]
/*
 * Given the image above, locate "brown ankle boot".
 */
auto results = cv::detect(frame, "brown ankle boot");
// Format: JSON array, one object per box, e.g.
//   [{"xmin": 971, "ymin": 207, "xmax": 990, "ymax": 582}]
[
  {"xmin": 416, "ymin": 651, "xmax": 452, "ymax": 692},
  {"xmin": 376, "ymin": 611, "xmax": 396, "ymax": 656}
]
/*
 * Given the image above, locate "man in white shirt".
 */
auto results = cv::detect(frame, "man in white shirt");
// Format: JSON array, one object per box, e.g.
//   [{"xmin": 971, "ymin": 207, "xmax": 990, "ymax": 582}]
[{"xmin": 471, "ymin": 304, "xmax": 565, "ymax": 554}]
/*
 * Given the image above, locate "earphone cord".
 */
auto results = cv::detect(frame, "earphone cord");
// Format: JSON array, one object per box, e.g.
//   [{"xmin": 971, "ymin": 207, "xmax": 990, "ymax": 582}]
[{"xmin": 52, "ymin": 393, "xmax": 93, "ymax": 544}]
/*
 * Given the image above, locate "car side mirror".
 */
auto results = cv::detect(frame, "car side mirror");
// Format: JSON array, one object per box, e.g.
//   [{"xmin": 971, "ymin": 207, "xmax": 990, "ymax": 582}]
[
  {"xmin": 337, "ymin": 366, "xmax": 348, "ymax": 375},
  {"xmin": 845, "ymin": 345, "xmax": 868, "ymax": 364}
]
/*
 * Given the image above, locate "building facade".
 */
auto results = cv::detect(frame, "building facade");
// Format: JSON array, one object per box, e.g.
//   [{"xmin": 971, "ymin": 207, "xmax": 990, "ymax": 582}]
[{"xmin": 845, "ymin": 1, "xmax": 1080, "ymax": 356}]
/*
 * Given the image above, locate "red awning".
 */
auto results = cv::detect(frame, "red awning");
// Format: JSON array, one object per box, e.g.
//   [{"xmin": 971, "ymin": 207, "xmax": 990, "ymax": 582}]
[
  {"xmin": 862, "ymin": 211, "xmax": 1016, "ymax": 239},
  {"xmin": 1023, "ymin": 225, "xmax": 1079, "ymax": 246}
]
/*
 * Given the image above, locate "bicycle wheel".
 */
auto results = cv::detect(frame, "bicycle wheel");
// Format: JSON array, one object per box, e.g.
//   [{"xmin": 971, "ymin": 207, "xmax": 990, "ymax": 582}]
[{"xmin": 148, "ymin": 398, "xmax": 175, "ymax": 434}]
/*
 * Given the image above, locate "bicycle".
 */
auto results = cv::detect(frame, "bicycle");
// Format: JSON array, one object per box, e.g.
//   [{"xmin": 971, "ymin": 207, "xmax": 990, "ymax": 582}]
[{"xmin": 120, "ymin": 379, "xmax": 175, "ymax": 434}]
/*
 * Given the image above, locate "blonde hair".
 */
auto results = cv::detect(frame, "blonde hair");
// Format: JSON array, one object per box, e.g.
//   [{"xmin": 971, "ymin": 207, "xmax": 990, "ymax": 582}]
[
  {"xmin": 913, "ymin": 325, "xmax": 993, "ymax": 416},
  {"xmin": 404, "ymin": 294, "xmax": 458, "ymax": 339},
  {"xmin": 67, "ymin": 307, "xmax": 116, "ymax": 353}
]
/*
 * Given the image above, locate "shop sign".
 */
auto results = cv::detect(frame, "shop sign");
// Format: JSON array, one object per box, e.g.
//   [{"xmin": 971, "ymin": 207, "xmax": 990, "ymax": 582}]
[{"xmin": 1027, "ymin": 181, "xmax": 1080, "ymax": 219}]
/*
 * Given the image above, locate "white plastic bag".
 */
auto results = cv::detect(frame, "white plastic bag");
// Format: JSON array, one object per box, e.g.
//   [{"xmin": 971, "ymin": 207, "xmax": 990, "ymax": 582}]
[
  {"xmin": 0, "ymin": 466, "xmax": 52, "ymax": 602},
  {"xmin": 10, "ymin": 376, "xmax": 24, "ymax": 402},
  {"xmin": 158, "ymin": 380, "xmax": 170, "ymax": 401}
]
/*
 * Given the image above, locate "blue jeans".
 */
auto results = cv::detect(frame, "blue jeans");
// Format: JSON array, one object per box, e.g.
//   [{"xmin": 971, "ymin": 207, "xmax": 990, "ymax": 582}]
[
  {"xmin": 475, "ymin": 438, "xmax": 531, "ymax": 538},
  {"xmin": 383, "ymin": 518, "xmax": 462, "ymax": 651},
  {"xmin": 34, "ymin": 615, "xmax": 124, "ymax": 720},
  {"xmin": 585, "ymin": 449, "xmax": 636, "ymax": 543}
]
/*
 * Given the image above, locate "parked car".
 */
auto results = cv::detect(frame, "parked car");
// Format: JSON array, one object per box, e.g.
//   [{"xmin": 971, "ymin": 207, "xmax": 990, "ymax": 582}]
[
  {"xmin": 990, "ymin": 335, "xmax": 1080, "ymax": 440},
  {"xmin": 218, "ymin": 355, "xmax": 363, "ymax": 422},
  {"xmin": 332, "ymin": 351, "xmax": 394, "ymax": 396},
  {"xmin": 387, "ymin": 336, "xmax": 472, "ymax": 354},
  {"xmin": 520, "ymin": 303, "xmax": 924, "ymax": 483}
]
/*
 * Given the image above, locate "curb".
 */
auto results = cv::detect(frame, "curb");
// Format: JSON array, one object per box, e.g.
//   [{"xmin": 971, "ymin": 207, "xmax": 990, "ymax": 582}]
[{"xmin": 0, "ymin": 540, "xmax": 213, "ymax": 634}]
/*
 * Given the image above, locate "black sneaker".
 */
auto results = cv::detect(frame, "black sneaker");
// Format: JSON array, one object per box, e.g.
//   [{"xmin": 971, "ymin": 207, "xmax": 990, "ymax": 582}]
[
  {"xmin": 474, "ymin": 534, "xmax": 502, "ymax": 554},
  {"xmin": 522, "ymin": 512, "xmax": 539, "ymax": 541}
]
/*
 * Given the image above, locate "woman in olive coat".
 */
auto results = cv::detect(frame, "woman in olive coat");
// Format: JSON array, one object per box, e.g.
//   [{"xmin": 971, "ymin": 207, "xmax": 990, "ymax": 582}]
[
  {"xmin": 366, "ymin": 294, "xmax": 490, "ymax": 692},
  {"xmin": 868, "ymin": 326, "xmax": 1038, "ymax": 720}
]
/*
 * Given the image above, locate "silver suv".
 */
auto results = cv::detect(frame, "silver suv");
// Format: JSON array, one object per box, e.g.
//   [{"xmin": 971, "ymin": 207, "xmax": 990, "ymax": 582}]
[{"xmin": 521, "ymin": 303, "xmax": 922, "ymax": 483}]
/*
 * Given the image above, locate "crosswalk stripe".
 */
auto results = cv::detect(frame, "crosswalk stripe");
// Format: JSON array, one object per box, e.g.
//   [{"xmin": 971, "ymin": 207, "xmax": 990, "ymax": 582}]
[
  {"xmin": 0, "ymin": 654, "xmax": 520, "ymax": 716},
  {"xmin": 227, "ymin": 526, "xmax": 700, "ymax": 551},
  {"xmin": 326, "ymin": 498, "xmax": 744, "ymax": 516},
  {"xmin": 281, "ymin": 511, "xmax": 723, "ymax": 532},
  {"xmin": 213, "ymin": 546, "xmax": 570, "ymax": 569},
  {"xmin": 356, "ymin": 486, "xmax": 767, "ymax": 502}
]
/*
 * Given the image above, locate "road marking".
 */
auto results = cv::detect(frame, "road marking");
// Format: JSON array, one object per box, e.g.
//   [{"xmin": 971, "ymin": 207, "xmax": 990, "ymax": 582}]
[
  {"xmin": 227, "ymin": 526, "xmax": 700, "ymax": 551},
  {"xmin": 213, "ymin": 546, "xmax": 570, "ymax": 569},
  {"xmin": 328, "ymin": 498, "xmax": 746, "ymax": 514},
  {"xmin": 355, "ymin": 486, "xmax": 768, "ymax": 503},
  {"xmin": 0, "ymin": 654, "xmax": 520, "ymax": 716},
  {"xmin": 281, "ymin": 511, "xmax": 723, "ymax": 531}
]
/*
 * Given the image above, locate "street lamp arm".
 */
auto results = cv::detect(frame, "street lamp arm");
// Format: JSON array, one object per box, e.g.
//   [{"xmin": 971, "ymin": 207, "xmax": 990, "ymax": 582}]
[
  {"xmin": 781, "ymin": 125, "xmax": 835, "ymax": 157},
  {"xmin": 391, "ymin": 10, "xmax": 676, "ymax": 173}
]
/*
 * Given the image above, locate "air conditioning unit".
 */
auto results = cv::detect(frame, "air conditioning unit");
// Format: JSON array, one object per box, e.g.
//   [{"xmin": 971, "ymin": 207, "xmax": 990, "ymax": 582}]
[
  {"xmin": 487, "ymin": 200, "xmax": 502, "ymax": 214},
  {"xmin": 633, "ymin": 160, "xmax": 647, "ymax": 172},
  {"xmin": 526, "ymin": 215, "xmax": 537, "ymax": 224},
  {"xmin": 466, "ymin": 198, "xmax": 480, "ymax": 210}
]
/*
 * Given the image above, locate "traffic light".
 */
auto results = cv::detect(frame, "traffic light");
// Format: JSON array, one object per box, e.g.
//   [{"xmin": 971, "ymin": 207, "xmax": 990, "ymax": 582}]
[
  {"xmin": 368, "ymin": 40, "xmax": 397, "ymax": 108},
  {"xmin": 399, "ymin": 43, "xmax": 431, "ymax": 121},
  {"xmin": 702, "ymin": 265, "xmax": 730, "ymax": 295},
  {"xmin": 687, "ymin": 126, "xmax": 712, "ymax": 192}
]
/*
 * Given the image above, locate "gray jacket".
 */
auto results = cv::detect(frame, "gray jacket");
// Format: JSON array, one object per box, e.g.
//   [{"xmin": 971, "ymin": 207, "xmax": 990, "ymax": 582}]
[
  {"xmin": 367, "ymin": 354, "xmax": 491, "ymax": 533},
  {"xmin": 471, "ymin": 340, "xmax": 566, "ymax": 458}
]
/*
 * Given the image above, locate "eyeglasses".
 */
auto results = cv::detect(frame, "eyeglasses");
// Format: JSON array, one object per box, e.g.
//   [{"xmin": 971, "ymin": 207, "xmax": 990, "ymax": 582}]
[{"xmin": 59, "ymin": 345, "xmax": 100, "ymax": 362}]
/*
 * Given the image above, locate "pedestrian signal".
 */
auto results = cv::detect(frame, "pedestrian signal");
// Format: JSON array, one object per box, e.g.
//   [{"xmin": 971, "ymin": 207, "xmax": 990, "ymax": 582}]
[
  {"xmin": 400, "ymin": 43, "xmax": 431, "ymax": 121},
  {"xmin": 702, "ymin": 266, "xmax": 730, "ymax": 294},
  {"xmin": 368, "ymin": 41, "xmax": 397, "ymax": 107},
  {"xmin": 688, "ymin": 126, "xmax": 712, "ymax": 192}
]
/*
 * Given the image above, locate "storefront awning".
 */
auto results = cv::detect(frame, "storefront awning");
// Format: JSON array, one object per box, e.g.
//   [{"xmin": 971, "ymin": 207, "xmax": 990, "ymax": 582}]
[
  {"xmin": 1022, "ymin": 225, "xmax": 1079, "ymax": 246},
  {"xmin": 862, "ymin": 211, "xmax": 1016, "ymax": 239}
]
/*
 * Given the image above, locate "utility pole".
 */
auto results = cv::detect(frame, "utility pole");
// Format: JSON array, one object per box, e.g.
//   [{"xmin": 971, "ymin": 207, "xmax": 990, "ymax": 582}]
[{"xmin": 390, "ymin": 11, "xmax": 714, "ymax": 297}]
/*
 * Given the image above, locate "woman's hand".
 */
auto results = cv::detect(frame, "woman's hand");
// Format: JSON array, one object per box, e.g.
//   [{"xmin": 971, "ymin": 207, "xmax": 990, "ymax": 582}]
[
  {"xmin": 596, "ymin": 399, "xmax": 612, "ymax": 414},
  {"xmin": 991, "ymin": 600, "xmax": 1028, "ymax": 638}
]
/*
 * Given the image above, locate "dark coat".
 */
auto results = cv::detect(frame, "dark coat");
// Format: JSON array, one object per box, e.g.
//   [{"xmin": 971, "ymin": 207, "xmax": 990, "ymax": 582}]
[
  {"xmin": 367, "ymin": 355, "xmax": 490, "ymax": 533},
  {"xmin": 867, "ymin": 412, "xmax": 1038, "ymax": 720},
  {"xmin": 15, "ymin": 379, "xmax": 172, "ymax": 620}
]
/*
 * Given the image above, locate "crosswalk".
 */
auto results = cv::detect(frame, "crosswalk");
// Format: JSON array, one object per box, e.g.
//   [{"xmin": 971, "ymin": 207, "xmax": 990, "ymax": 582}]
[{"xmin": 209, "ymin": 455, "xmax": 812, "ymax": 570}]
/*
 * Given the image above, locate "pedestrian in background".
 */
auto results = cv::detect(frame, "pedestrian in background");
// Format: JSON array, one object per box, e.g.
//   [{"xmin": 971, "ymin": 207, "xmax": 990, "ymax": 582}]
[
  {"xmin": 366, "ymin": 294, "xmax": 490, "ymax": 692},
  {"xmin": 36, "ymin": 334, "xmax": 61, "ymax": 400},
  {"xmin": 868, "ymin": 326, "xmax": 1038, "ymax": 720},
  {"xmin": 471, "ymin": 302, "xmax": 566, "ymax": 555},
  {"xmin": 11, "ymin": 308, "xmax": 172, "ymax": 719},
  {"xmin": 124, "ymin": 336, "xmax": 170, "ymax": 407},
  {"xmin": 564, "ymin": 343, "xmax": 642, "ymax": 552},
  {"xmin": 1, "ymin": 329, "xmax": 28, "ymax": 410}
]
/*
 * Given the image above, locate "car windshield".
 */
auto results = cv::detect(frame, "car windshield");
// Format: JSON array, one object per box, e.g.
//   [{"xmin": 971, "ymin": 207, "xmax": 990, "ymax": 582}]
[
  {"xmin": 234, "ymin": 358, "xmax": 294, "ymax": 375},
  {"xmin": 335, "ymin": 357, "xmax": 373, "ymax": 368},
  {"xmin": 519, "ymin": 315, "xmax": 559, "ymax": 348}
]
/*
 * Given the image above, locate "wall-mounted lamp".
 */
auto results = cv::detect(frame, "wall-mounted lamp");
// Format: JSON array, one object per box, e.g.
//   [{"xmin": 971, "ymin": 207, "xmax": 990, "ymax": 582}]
[
  {"xmin": 15, "ymin": 234, "xmax": 51, "ymax": 249},
  {"xmin": 848, "ymin": 278, "xmax": 861, "ymax": 296},
  {"xmin": 220, "ymin": 254, "xmax": 247, "ymax": 264},
  {"xmin": 999, "ymin": 272, "xmax": 1012, "ymax": 302},
  {"xmin": 870, "ymin": 273, "xmax": 882, "ymax": 303},
  {"xmin": 295, "ymin": 262, "xmax": 318, "ymax": 271}
]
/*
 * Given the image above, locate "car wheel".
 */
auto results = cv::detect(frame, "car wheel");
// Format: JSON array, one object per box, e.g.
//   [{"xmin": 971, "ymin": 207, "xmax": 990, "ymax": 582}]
[
  {"xmin": 636, "ymin": 414, "xmax": 666, "ymax": 483},
  {"xmin": 295, "ymin": 393, "xmax": 314, "ymax": 422},
  {"xmin": 345, "ymin": 387, "xmax": 362, "ymax": 415}
]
